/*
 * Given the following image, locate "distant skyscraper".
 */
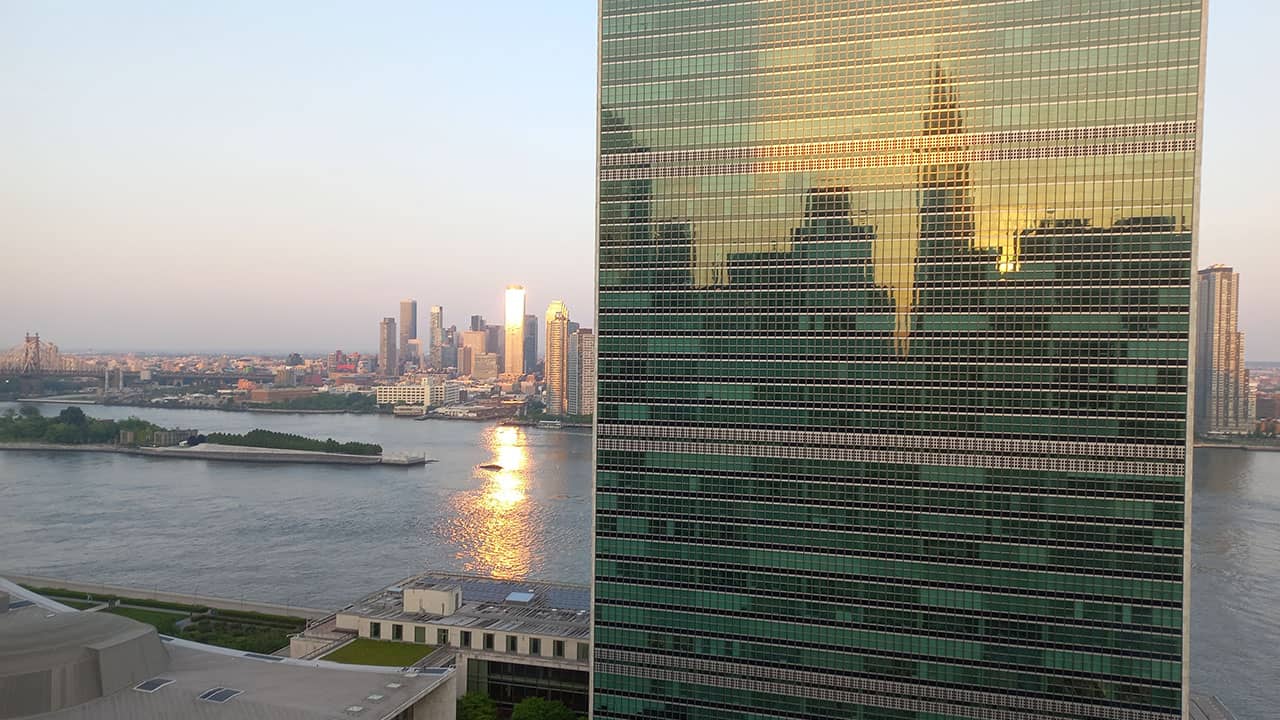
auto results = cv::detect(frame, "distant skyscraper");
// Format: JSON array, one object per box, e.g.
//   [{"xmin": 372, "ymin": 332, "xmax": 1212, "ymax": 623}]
[
  {"xmin": 461, "ymin": 330, "xmax": 488, "ymax": 355},
  {"xmin": 544, "ymin": 301, "xmax": 570, "ymax": 415},
  {"xmin": 398, "ymin": 299, "xmax": 417, "ymax": 370},
  {"xmin": 406, "ymin": 338, "xmax": 424, "ymax": 371},
  {"xmin": 1197, "ymin": 266, "xmax": 1254, "ymax": 434},
  {"xmin": 504, "ymin": 286, "xmax": 526, "ymax": 375},
  {"xmin": 469, "ymin": 315, "xmax": 486, "ymax": 332},
  {"xmin": 472, "ymin": 352, "xmax": 499, "ymax": 381},
  {"xmin": 485, "ymin": 324, "xmax": 504, "ymax": 372},
  {"xmin": 523, "ymin": 313, "xmax": 538, "ymax": 374},
  {"xmin": 594, "ymin": 2, "xmax": 1203, "ymax": 719},
  {"xmin": 567, "ymin": 328, "xmax": 595, "ymax": 417},
  {"xmin": 457, "ymin": 345, "xmax": 474, "ymax": 377},
  {"xmin": 377, "ymin": 317, "xmax": 397, "ymax": 378},
  {"xmin": 429, "ymin": 306, "xmax": 444, "ymax": 370}
]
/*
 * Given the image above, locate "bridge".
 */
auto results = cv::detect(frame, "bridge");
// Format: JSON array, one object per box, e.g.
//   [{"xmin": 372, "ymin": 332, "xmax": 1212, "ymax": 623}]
[{"xmin": 0, "ymin": 334, "xmax": 276, "ymax": 384}]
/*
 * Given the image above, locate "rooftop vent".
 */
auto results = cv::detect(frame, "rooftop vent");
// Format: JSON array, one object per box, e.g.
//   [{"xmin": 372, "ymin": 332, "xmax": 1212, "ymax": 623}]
[
  {"xmin": 133, "ymin": 678, "xmax": 174, "ymax": 694},
  {"xmin": 198, "ymin": 687, "xmax": 243, "ymax": 703},
  {"xmin": 385, "ymin": 682, "xmax": 403, "ymax": 689},
  {"xmin": 346, "ymin": 706, "xmax": 365, "ymax": 714},
  {"xmin": 366, "ymin": 693, "xmax": 385, "ymax": 702}
]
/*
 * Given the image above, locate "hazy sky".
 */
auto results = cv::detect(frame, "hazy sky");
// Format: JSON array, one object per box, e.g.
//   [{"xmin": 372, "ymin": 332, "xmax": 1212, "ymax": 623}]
[{"xmin": 2, "ymin": 2, "xmax": 1276, "ymax": 357}]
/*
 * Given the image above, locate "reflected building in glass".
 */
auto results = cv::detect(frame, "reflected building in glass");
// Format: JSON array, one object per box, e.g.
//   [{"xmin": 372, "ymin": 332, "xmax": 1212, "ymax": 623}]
[{"xmin": 594, "ymin": 2, "xmax": 1204, "ymax": 720}]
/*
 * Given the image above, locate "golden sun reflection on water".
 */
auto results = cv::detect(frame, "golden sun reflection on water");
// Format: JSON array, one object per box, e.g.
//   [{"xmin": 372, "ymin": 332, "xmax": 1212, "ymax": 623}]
[{"xmin": 448, "ymin": 425, "xmax": 534, "ymax": 579}]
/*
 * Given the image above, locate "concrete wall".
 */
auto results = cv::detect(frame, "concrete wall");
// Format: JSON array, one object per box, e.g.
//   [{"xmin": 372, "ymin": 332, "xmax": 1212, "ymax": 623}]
[
  {"xmin": 2, "ymin": 572, "xmax": 329, "ymax": 620},
  {"xmin": 408, "ymin": 673, "xmax": 456, "ymax": 720}
]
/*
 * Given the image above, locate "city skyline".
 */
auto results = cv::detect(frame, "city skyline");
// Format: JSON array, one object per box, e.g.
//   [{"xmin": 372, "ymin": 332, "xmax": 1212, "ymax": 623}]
[{"xmin": 1, "ymin": 2, "xmax": 1277, "ymax": 356}]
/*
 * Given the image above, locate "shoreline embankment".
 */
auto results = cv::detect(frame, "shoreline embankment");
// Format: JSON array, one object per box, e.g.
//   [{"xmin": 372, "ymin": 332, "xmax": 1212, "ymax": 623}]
[{"xmin": 0, "ymin": 442, "xmax": 401, "ymax": 465}]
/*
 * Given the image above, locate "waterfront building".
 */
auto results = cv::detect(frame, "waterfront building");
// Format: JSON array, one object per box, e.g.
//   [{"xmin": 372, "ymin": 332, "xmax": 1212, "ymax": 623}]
[
  {"xmin": 566, "ymin": 328, "xmax": 595, "ymax": 417},
  {"xmin": 544, "ymin": 301, "xmax": 570, "ymax": 415},
  {"xmin": 374, "ymin": 377, "xmax": 462, "ymax": 408},
  {"xmin": 378, "ymin": 317, "xmax": 397, "ymax": 378},
  {"xmin": 1196, "ymin": 266, "xmax": 1255, "ymax": 434},
  {"xmin": 248, "ymin": 387, "xmax": 313, "ymax": 404},
  {"xmin": 399, "ymin": 298, "xmax": 418, "ymax": 371},
  {"xmin": 429, "ymin": 305, "xmax": 445, "ymax": 370},
  {"xmin": 594, "ymin": 2, "xmax": 1203, "ymax": 719},
  {"xmin": 1, "ymin": 581, "xmax": 455, "ymax": 720},
  {"xmin": 470, "ymin": 315, "xmax": 486, "ymax": 332},
  {"xmin": 523, "ymin": 313, "xmax": 538, "ymax": 374},
  {"xmin": 504, "ymin": 286, "xmax": 526, "ymax": 376},
  {"xmin": 300, "ymin": 573, "xmax": 589, "ymax": 717}
]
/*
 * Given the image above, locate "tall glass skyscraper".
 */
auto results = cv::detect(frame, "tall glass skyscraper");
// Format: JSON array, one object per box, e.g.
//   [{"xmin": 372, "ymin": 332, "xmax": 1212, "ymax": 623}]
[{"xmin": 594, "ymin": 2, "xmax": 1204, "ymax": 720}]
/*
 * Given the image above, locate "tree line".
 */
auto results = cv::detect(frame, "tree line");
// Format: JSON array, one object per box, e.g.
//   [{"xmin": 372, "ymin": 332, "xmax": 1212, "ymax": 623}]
[
  {"xmin": 206, "ymin": 428, "xmax": 381, "ymax": 456},
  {"xmin": 0, "ymin": 406, "xmax": 162, "ymax": 445}
]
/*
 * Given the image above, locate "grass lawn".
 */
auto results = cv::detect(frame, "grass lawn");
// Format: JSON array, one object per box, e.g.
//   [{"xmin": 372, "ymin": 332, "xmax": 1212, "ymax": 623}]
[
  {"xmin": 322, "ymin": 638, "xmax": 434, "ymax": 667},
  {"xmin": 51, "ymin": 597, "xmax": 101, "ymax": 610},
  {"xmin": 104, "ymin": 606, "xmax": 186, "ymax": 634}
]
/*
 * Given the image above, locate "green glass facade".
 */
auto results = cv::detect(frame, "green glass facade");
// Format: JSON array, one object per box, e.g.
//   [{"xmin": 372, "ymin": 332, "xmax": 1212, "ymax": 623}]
[{"xmin": 594, "ymin": 2, "xmax": 1202, "ymax": 719}]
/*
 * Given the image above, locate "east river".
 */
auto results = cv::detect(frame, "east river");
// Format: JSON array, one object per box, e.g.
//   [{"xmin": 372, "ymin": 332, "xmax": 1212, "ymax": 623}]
[{"xmin": 0, "ymin": 402, "xmax": 1275, "ymax": 716}]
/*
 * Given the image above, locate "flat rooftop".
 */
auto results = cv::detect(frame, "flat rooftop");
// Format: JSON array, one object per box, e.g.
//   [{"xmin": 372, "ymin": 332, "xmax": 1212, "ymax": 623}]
[
  {"xmin": 0, "ymin": 579, "xmax": 452, "ymax": 720},
  {"xmin": 344, "ymin": 573, "xmax": 590, "ymax": 640}
]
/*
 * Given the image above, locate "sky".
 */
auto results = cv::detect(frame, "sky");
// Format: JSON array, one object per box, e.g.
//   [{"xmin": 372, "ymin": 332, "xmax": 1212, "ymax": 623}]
[{"xmin": 1, "ymin": 1, "xmax": 1276, "ymax": 358}]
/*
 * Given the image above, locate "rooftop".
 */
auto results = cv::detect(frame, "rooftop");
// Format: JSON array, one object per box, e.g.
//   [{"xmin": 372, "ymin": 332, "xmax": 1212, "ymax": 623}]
[
  {"xmin": 344, "ymin": 573, "xmax": 590, "ymax": 640},
  {"xmin": 0, "ymin": 578, "xmax": 452, "ymax": 720}
]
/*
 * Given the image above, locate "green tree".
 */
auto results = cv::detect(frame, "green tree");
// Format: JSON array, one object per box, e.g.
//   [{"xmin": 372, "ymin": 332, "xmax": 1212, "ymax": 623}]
[
  {"xmin": 456, "ymin": 693, "xmax": 498, "ymax": 720},
  {"xmin": 511, "ymin": 697, "xmax": 576, "ymax": 720},
  {"xmin": 18, "ymin": 404, "xmax": 41, "ymax": 419},
  {"xmin": 43, "ymin": 423, "xmax": 82, "ymax": 444},
  {"xmin": 57, "ymin": 406, "xmax": 88, "ymax": 427}
]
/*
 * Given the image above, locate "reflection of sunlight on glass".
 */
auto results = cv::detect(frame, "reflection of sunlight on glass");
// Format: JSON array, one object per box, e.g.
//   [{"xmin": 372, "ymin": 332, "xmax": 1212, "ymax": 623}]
[{"xmin": 446, "ymin": 425, "xmax": 533, "ymax": 580}]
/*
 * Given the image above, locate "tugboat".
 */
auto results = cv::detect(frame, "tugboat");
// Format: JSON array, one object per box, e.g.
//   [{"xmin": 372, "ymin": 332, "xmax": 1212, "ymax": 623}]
[{"xmin": 477, "ymin": 463, "xmax": 503, "ymax": 471}]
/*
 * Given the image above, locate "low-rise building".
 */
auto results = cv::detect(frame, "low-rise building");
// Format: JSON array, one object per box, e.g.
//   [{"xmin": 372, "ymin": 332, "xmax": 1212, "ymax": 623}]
[
  {"xmin": 375, "ymin": 378, "xmax": 462, "ymax": 408},
  {"xmin": 151, "ymin": 429, "xmax": 197, "ymax": 447},
  {"xmin": 322, "ymin": 574, "xmax": 589, "ymax": 716},
  {"xmin": 0, "ymin": 579, "xmax": 456, "ymax": 720},
  {"xmin": 247, "ymin": 387, "xmax": 314, "ymax": 404}
]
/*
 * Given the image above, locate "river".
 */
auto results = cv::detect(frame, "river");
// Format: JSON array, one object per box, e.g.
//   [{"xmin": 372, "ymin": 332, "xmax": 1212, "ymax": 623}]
[{"xmin": 0, "ymin": 402, "xmax": 1273, "ymax": 716}]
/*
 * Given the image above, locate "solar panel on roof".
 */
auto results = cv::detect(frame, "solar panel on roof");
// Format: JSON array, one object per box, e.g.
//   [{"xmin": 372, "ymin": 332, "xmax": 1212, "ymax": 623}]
[
  {"xmin": 133, "ymin": 678, "xmax": 174, "ymax": 693},
  {"xmin": 198, "ymin": 687, "xmax": 242, "ymax": 703}
]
